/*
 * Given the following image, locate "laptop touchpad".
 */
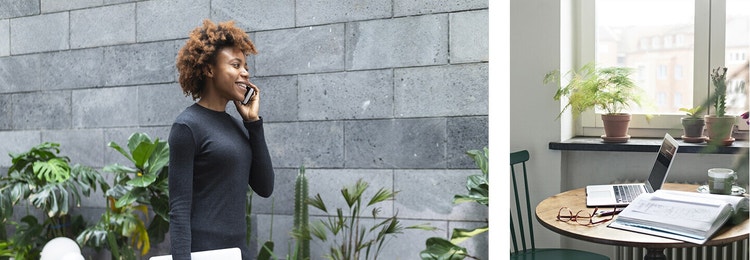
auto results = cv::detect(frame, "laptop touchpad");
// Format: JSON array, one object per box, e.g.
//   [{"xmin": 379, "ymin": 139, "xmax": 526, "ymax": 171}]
[{"xmin": 589, "ymin": 190, "xmax": 611, "ymax": 198}]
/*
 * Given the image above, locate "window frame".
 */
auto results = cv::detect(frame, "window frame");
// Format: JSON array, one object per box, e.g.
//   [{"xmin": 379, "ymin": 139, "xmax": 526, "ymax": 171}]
[{"xmin": 575, "ymin": 0, "xmax": 731, "ymax": 138}]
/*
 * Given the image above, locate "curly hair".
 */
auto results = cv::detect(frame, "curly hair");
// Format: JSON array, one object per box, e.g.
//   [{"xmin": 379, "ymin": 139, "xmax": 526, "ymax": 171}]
[{"xmin": 176, "ymin": 19, "xmax": 257, "ymax": 100}]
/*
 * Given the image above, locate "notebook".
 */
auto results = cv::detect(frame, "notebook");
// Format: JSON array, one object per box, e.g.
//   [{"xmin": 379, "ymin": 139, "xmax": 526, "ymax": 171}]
[
  {"xmin": 149, "ymin": 247, "xmax": 241, "ymax": 260},
  {"xmin": 585, "ymin": 133, "xmax": 679, "ymax": 207}
]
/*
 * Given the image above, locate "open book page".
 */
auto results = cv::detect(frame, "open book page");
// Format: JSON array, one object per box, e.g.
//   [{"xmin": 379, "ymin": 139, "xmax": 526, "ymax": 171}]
[
  {"xmin": 609, "ymin": 190, "xmax": 746, "ymax": 244},
  {"xmin": 657, "ymin": 190, "xmax": 749, "ymax": 224}
]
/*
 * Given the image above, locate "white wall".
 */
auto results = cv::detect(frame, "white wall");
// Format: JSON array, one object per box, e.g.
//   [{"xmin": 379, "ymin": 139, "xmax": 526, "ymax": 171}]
[{"xmin": 509, "ymin": 0, "xmax": 564, "ymax": 249}]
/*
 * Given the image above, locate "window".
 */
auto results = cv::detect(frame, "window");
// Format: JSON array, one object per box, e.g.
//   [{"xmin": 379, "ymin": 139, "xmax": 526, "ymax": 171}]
[
  {"xmin": 656, "ymin": 65, "xmax": 668, "ymax": 80},
  {"xmin": 576, "ymin": 0, "xmax": 750, "ymax": 136}
]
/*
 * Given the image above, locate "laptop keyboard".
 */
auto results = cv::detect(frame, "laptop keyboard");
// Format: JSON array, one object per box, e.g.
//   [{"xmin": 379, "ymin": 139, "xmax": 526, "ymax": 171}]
[{"xmin": 613, "ymin": 185, "xmax": 644, "ymax": 203}]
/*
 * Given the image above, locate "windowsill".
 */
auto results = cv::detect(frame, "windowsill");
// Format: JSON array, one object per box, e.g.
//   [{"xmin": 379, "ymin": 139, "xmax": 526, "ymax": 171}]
[{"xmin": 549, "ymin": 136, "xmax": 749, "ymax": 154}]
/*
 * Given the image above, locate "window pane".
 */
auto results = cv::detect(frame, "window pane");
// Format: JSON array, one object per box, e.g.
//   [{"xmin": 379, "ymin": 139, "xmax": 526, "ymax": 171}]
[
  {"xmin": 596, "ymin": 0, "xmax": 695, "ymax": 115},
  {"xmin": 725, "ymin": 0, "xmax": 749, "ymax": 116}
]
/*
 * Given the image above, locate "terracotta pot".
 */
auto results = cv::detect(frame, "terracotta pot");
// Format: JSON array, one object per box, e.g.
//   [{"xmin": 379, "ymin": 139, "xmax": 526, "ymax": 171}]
[
  {"xmin": 601, "ymin": 114, "xmax": 631, "ymax": 141},
  {"xmin": 681, "ymin": 117, "xmax": 705, "ymax": 138},
  {"xmin": 704, "ymin": 115, "xmax": 735, "ymax": 143}
]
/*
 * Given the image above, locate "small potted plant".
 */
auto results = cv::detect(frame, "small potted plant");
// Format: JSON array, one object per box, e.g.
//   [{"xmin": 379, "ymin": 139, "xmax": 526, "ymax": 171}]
[
  {"xmin": 544, "ymin": 62, "xmax": 645, "ymax": 142},
  {"xmin": 679, "ymin": 106, "xmax": 705, "ymax": 143},
  {"xmin": 705, "ymin": 66, "xmax": 736, "ymax": 145}
]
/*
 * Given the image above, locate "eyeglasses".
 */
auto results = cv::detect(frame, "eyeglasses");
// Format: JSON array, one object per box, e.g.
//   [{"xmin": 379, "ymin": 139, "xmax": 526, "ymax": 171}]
[{"xmin": 556, "ymin": 207, "xmax": 617, "ymax": 226}]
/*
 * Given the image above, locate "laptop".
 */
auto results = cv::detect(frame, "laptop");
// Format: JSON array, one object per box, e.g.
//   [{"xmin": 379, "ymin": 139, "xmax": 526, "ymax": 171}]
[
  {"xmin": 149, "ymin": 247, "xmax": 241, "ymax": 260},
  {"xmin": 585, "ymin": 133, "xmax": 679, "ymax": 207}
]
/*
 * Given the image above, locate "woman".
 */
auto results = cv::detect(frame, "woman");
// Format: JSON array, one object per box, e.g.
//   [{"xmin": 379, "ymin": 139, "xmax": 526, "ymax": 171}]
[{"xmin": 168, "ymin": 19, "xmax": 275, "ymax": 260}]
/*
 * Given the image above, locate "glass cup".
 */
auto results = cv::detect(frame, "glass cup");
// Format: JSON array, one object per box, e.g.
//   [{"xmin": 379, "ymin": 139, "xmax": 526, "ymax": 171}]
[{"xmin": 708, "ymin": 168, "xmax": 736, "ymax": 195}]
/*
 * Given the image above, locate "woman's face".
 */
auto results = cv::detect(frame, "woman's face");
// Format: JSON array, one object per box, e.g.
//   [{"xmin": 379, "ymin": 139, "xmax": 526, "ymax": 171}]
[{"xmin": 207, "ymin": 46, "xmax": 250, "ymax": 102}]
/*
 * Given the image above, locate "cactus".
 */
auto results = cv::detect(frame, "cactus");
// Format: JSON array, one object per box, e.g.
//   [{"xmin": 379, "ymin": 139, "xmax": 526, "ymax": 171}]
[{"xmin": 293, "ymin": 166, "xmax": 310, "ymax": 260}]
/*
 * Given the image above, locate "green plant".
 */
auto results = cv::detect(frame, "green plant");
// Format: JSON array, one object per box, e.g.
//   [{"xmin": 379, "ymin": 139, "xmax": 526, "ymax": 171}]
[
  {"xmin": 293, "ymin": 166, "xmax": 311, "ymax": 260},
  {"xmin": 679, "ymin": 106, "xmax": 703, "ymax": 119},
  {"xmin": 77, "ymin": 133, "xmax": 170, "ymax": 259},
  {"xmin": 710, "ymin": 66, "xmax": 728, "ymax": 117},
  {"xmin": 0, "ymin": 142, "xmax": 108, "ymax": 257},
  {"xmin": 544, "ymin": 62, "xmax": 645, "ymax": 117},
  {"xmin": 420, "ymin": 148, "xmax": 489, "ymax": 260},
  {"xmin": 308, "ymin": 179, "xmax": 405, "ymax": 260}
]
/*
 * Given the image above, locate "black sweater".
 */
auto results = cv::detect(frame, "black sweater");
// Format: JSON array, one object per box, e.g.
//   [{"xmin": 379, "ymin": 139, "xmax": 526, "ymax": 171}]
[{"xmin": 168, "ymin": 104, "xmax": 274, "ymax": 260}]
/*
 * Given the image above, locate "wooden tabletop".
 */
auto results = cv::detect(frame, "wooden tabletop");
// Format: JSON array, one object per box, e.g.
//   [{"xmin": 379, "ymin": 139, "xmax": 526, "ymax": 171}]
[{"xmin": 535, "ymin": 183, "xmax": 749, "ymax": 248}]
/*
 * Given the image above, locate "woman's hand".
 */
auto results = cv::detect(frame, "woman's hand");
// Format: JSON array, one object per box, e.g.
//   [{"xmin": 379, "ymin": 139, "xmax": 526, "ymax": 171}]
[{"xmin": 234, "ymin": 82, "xmax": 261, "ymax": 122}]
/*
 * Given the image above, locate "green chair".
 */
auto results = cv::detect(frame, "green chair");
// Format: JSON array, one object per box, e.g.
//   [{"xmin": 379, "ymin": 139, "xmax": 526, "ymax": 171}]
[{"xmin": 510, "ymin": 150, "xmax": 610, "ymax": 260}]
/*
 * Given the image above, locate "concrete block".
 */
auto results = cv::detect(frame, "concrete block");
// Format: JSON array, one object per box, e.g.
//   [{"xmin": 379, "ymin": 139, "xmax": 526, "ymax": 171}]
[
  {"xmin": 344, "ymin": 118, "xmax": 446, "ymax": 168},
  {"xmin": 0, "ymin": 130, "xmax": 40, "ymax": 166},
  {"xmin": 11, "ymin": 91, "xmax": 71, "ymax": 130},
  {"xmin": 296, "ymin": 0, "xmax": 391, "ymax": 26},
  {"xmin": 0, "ymin": 54, "xmax": 41, "ymax": 93},
  {"xmin": 448, "ymin": 221, "xmax": 489, "ymax": 259},
  {"xmin": 102, "ymin": 41, "xmax": 177, "ymax": 86},
  {"xmin": 72, "ymin": 86, "xmax": 138, "ymax": 128},
  {"xmin": 42, "ymin": 128, "xmax": 106, "ymax": 168},
  {"xmin": 0, "ymin": 0, "xmax": 39, "ymax": 19},
  {"xmin": 252, "ymin": 75, "xmax": 298, "ymax": 122},
  {"xmin": 138, "ymin": 83, "xmax": 194, "ymax": 126},
  {"xmin": 450, "ymin": 10, "xmax": 488, "ymax": 63},
  {"xmin": 299, "ymin": 69, "xmax": 393, "ymax": 120},
  {"xmin": 136, "ymin": 0, "xmax": 210, "ymax": 42},
  {"xmin": 346, "ymin": 14, "xmax": 447, "ymax": 70},
  {"xmin": 0, "ymin": 94, "xmax": 10, "ymax": 130},
  {"xmin": 104, "ymin": 0, "xmax": 135, "ymax": 5},
  {"xmin": 41, "ymin": 0, "xmax": 103, "ymax": 13},
  {"xmin": 394, "ymin": 63, "xmax": 488, "ymax": 117},
  {"xmin": 211, "ymin": 0, "xmax": 295, "ymax": 31},
  {"xmin": 447, "ymin": 116, "xmax": 488, "ymax": 168},
  {"xmin": 10, "ymin": 12, "xmax": 69, "ymax": 54},
  {"xmin": 254, "ymin": 24, "xmax": 345, "ymax": 76},
  {"xmin": 41, "ymin": 48, "xmax": 104, "ymax": 90},
  {"xmin": 264, "ymin": 121, "xmax": 344, "ymax": 168},
  {"xmin": 251, "ymin": 168, "xmax": 297, "ymax": 215},
  {"xmin": 380, "ymin": 219, "xmax": 449, "ymax": 260},
  {"xmin": 1, "ymin": 19, "xmax": 8, "ymax": 56},
  {"xmin": 71, "ymin": 3, "xmax": 136, "ymax": 49},
  {"xmin": 393, "ymin": 0, "xmax": 488, "ymax": 16},
  {"xmin": 394, "ymin": 169, "xmax": 488, "ymax": 221},
  {"xmin": 306, "ymin": 169, "xmax": 394, "ymax": 217}
]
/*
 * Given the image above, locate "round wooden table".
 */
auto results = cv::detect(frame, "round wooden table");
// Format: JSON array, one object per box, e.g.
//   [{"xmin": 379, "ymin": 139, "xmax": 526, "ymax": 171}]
[{"xmin": 535, "ymin": 183, "xmax": 749, "ymax": 260}]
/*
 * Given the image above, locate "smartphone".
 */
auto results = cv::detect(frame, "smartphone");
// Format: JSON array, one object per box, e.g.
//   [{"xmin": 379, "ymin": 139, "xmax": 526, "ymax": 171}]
[{"xmin": 242, "ymin": 86, "xmax": 255, "ymax": 105}]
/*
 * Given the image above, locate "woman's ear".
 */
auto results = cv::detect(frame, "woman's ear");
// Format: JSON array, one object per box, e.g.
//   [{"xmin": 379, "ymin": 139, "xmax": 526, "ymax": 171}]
[{"xmin": 203, "ymin": 64, "xmax": 214, "ymax": 78}]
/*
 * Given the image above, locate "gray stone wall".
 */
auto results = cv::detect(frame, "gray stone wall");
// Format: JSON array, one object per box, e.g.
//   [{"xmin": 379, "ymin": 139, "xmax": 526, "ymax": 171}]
[{"xmin": 0, "ymin": 0, "xmax": 488, "ymax": 259}]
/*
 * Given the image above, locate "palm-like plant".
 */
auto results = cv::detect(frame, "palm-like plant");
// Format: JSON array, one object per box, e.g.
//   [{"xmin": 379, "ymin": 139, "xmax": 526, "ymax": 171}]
[
  {"xmin": 308, "ymin": 179, "xmax": 404, "ymax": 260},
  {"xmin": 76, "ymin": 133, "xmax": 169, "ymax": 259}
]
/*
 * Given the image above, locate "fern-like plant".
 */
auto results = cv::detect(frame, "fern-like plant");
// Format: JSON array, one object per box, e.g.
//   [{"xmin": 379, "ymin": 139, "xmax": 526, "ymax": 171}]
[{"xmin": 544, "ymin": 62, "xmax": 644, "ymax": 117}]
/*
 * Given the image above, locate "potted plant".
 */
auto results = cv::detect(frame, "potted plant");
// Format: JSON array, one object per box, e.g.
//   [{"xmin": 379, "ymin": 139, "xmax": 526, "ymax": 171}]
[
  {"xmin": 544, "ymin": 62, "xmax": 645, "ymax": 142},
  {"xmin": 705, "ymin": 66, "xmax": 736, "ymax": 145},
  {"xmin": 679, "ymin": 106, "xmax": 706, "ymax": 143}
]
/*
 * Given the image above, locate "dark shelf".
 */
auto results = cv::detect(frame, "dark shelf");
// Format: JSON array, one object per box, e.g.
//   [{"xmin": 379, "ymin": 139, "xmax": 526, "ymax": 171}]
[{"xmin": 549, "ymin": 136, "xmax": 748, "ymax": 154}]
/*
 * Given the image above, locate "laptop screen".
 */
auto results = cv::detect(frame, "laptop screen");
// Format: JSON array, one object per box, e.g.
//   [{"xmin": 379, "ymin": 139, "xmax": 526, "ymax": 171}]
[{"xmin": 646, "ymin": 135, "xmax": 678, "ymax": 191}]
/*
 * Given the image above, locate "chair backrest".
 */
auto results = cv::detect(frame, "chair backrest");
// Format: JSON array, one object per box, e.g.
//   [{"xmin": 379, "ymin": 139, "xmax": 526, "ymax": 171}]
[{"xmin": 510, "ymin": 150, "xmax": 535, "ymax": 254}]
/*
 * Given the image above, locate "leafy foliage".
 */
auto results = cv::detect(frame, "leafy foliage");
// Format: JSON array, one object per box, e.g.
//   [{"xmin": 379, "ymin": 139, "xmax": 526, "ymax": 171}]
[
  {"xmin": 77, "ymin": 133, "xmax": 169, "ymax": 259},
  {"xmin": 308, "ymin": 179, "xmax": 407, "ymax": 260},
  {"xmin": 421, "ymin": 148, "xmax": 489, "ymax": 260},
  {"xmin": 710, "ymin": 66, "xmax": 728, "ymax": 117},
  {"xmin": 544, "ymin": 62, "xmax": 645, "ymax": 117}
]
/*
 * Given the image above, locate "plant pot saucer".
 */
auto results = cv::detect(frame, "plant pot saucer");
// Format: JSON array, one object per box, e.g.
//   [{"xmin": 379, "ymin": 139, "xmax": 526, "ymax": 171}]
[
  {"xmin": 681, "ymin": 135, "xmax": 706, "ymax": 143},
  {"xmin": 601, "ymin": 135, "xmax": 630, "ymax": 143},
  {"xmin": 705, "ymin": 137, "xmax": 735, "ymax": 146}
]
